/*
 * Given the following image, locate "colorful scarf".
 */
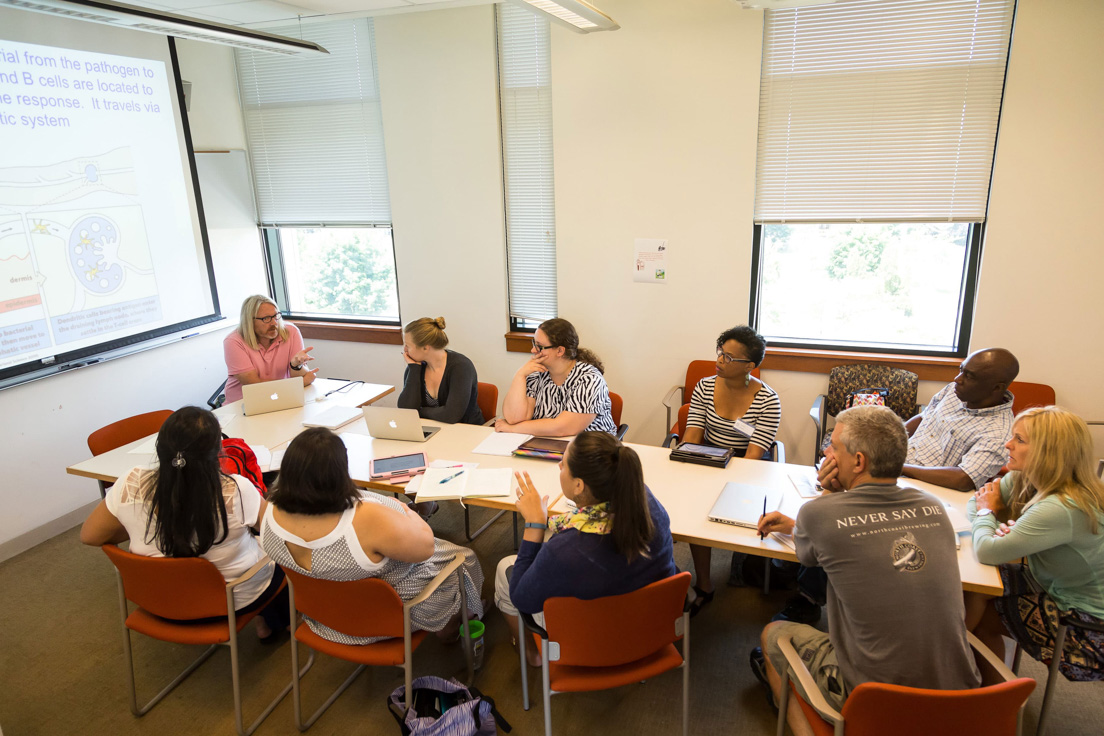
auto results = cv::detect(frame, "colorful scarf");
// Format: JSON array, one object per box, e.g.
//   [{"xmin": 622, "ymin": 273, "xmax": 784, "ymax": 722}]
[{"xmin": 549, "ymin": 501, "xmax": 613, "ymax": 536}]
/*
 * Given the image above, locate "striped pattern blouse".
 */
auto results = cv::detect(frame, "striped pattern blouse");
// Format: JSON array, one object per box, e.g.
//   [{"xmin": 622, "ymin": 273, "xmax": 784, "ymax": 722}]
[
  {"xmin": 686, "ymin": 375, "xmax": 782, "ymax": 453},
  {"xmin": 526, "ymin": 361, "xmax": 617, "ymax": 434}
]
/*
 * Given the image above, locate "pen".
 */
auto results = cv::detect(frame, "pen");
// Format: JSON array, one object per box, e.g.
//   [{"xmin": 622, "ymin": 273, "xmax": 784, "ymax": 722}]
[
  {"xmin": 760, "ymin": 496, "xmax": 767, "ymax": 540},
  {"xmin": 437, "ymin": 470, "xmax": 464, "ymax": 484}
]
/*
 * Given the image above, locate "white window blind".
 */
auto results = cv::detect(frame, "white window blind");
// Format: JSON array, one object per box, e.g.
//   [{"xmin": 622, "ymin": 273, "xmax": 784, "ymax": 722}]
[
  {"xmin": 235, "ymin": 19, "xmax": 391, "ymax": 225},
  {"xmin": 754, "ymin": 0, "xmax": 1015, "ymax": 224},
  {"xmin": 498, "ymin": 3, "xmax": 557, "ymax": 323}
]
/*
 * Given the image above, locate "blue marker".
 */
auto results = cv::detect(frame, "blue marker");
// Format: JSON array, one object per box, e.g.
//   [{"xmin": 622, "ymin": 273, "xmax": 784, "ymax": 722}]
[{"xmin": 437, "ymin": 470, "xmax": 465, "ymax": 484}]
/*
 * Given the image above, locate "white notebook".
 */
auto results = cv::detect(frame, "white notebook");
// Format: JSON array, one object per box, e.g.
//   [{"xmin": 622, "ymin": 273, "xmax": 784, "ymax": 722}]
[{"xmin": 412, "ymin": 467, "xmax": 515, "ymax": 502}]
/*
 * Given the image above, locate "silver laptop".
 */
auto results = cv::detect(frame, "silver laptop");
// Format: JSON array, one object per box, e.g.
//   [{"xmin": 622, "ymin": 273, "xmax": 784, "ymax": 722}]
[
  {"xmin": 362, "ymin": 406, "xmax": 441, "ymax": 443},
  {"xmin": 708, "ymin": 482, "xmax": 784, "ymax": 528},
  {"xmin": 242, "ymin": 377, "xmax": 305, "ymax": 416}
]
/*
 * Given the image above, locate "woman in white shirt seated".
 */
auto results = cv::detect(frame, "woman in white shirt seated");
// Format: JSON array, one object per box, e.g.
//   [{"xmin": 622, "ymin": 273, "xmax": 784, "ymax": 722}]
[
  {"xmin": 496, "ymin": 318, "xmax": 617, "ymax": 436},
  {"xmin": 682, "ymin": 326, "xmax": 782, "ymax": 616},
  {"xmin": 80, "ymin": 406, "xmax": 287, "ymax": 639},
  {"xmin": 967, "ymin": 406, "xmax": 1104, "ymax": 683}
]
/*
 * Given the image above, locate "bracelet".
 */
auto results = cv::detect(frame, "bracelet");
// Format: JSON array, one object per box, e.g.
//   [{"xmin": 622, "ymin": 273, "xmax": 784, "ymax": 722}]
[
  {"xmin": 290, "ymin": 362, "xmax": 302, "ymax": 371},
  {"xmin": 523, "ymin": 522, "xmax": 548, "ymax": 530}
]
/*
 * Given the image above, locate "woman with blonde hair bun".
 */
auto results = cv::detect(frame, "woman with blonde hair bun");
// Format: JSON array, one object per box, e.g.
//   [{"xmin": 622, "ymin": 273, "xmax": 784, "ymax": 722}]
[
  {"xmin": 397, "ymin": 317, "xmax": 483, "ymax": 425},
  {"xmin": 966, "ymin": 406, "xmax": 1104, "ymax": 683}
]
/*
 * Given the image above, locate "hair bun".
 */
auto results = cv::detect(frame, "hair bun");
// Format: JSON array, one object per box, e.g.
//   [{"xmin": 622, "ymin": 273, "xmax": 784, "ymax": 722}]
[{"xmin": 434, "ymin": 317, "xmax": 446, "ymax": 330}]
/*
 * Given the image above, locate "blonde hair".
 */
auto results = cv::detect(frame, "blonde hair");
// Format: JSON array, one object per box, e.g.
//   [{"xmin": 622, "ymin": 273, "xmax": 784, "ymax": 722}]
[
  {"xmin": 404, "ymin": 317, "xmax": 449, "ymax": 350},
  {"xmin": 238, "ymin": 295, "xmax": 287, "ymax": 350},
  {"xmin": 1009, "ymin": 406, "xmax": 1104, "ymax": 533}
]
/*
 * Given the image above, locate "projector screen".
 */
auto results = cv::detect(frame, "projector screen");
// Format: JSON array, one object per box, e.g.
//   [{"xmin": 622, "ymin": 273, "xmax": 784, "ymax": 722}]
[{"xmin": 0, "ymin": 8, "xmax": 220, "ymax": 389}]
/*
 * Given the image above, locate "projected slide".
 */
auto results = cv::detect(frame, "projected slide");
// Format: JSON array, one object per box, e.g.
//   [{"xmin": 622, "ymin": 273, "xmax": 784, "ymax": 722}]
[{"xmin": 0, "ymin": 31, "xmax": 215, "ymax": 375}]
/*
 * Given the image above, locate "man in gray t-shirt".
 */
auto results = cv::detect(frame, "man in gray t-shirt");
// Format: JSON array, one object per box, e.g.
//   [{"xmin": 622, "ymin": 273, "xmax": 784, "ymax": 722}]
[{"xmin": 757, "ymin": 406, "xmax": 980, "ymax": 735}]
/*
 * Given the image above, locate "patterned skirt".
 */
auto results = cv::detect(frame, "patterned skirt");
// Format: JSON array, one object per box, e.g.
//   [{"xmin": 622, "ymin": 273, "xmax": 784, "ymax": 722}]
[{"xmin": 995, "ymin": 563, "xmax": 1104, "ymax": 681}]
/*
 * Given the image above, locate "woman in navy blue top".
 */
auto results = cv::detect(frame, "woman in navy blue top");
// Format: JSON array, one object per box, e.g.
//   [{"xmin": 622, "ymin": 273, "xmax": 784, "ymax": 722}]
[{"xmin": 493, "ymin": 431, "xmax": 676, "ymax": 666}]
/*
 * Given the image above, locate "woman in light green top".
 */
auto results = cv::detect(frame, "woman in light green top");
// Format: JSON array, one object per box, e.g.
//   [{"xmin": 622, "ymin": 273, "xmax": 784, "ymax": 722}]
[{"xmin": 966, "ymin": 406, "xmax": 1104, "ymax": 683}]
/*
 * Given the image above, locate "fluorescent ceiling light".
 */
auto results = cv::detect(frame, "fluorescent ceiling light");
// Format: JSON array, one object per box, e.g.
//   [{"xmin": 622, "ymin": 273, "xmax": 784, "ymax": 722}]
[
  {"xmin": 508, "ymin": 0, "xmax": 619, "ymax": 33},
  {"xmin": 0, "ymin": 0, "xmax": 329, "ymax": 55}
]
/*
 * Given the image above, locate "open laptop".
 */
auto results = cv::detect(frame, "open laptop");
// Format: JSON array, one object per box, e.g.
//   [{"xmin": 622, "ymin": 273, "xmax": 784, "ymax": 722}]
[
  {"xmin": 242, "ymin": 377, "xmax": 305, "ymax": 416},
  {"xmin": 362, "ymin": 406, "xmax": 441, "ymax": 443},
  {"xmin": 708, "ymin": 482, "xmax": 784, "ymax": 528}
]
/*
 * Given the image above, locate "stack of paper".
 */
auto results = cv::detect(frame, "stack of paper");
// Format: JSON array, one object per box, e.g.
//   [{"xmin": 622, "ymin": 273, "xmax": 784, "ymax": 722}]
[{"xmin": 471, "ymin": 433, "xmax": 532, "ymax": 457}]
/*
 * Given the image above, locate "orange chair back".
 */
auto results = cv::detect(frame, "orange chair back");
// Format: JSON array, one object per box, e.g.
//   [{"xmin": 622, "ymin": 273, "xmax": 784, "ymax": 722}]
[
  {"xmin": 839, "ymin": 677, "xmax": 1036, "ymax": 736},
  {"xmin": 609, "ymin": 392, "xmax": 624, "ymax": 427},
  {"xmin": 683, "ymin": 360, "xmax": 761, "ymax": 404},
  {"xmin": 88, "ymin": 410, "xmax": 174, "ymax": 456},
  {"xmin": 1009, "ymin": 381, "xmax": 1055, "ymax": 416},
  {"xmin": 283, "ymin": 566, "xmax": 406, "ymax": 640},
  {"xmin": 543, "ymin": 572, "xmax": 690, "ymax": 667},
  {"xmin": 672, "ymin": 403, "xmax": 691, "ymax": 438},
  {"xmin": 102, "ymin": 543, "xmax": 229, "ymax": 620},
  {"xmin": 477, "ymin": 382, "xmax": 499, "ymax": 422}
]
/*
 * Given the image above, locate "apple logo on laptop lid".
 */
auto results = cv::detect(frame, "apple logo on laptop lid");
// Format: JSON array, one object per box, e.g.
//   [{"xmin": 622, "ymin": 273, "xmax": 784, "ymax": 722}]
[
  {"xmin": 270, "ymin": 393, "xmax": 279, "ymax": 400},
  {"xmin": 389, "ymin": 420, "xmax": 398, "ymax": 429}
]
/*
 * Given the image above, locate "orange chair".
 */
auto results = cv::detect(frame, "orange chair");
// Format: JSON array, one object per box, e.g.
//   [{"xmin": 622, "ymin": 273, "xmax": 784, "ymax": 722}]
[
  {"xmin": 775, "ymin": 631, "xmax": 1035, "ymax": 736},
  {"xmin": 518, "ymin": 571, "xmax": 692, "ymax": 736},
  {"xmin": 87, "ymin": 410, "xmax": 173, "ymax": 497},
  {"xmin": 663, "ymin": 359, "xmax": 763, "ymax": 436},
  {"xmin": 101, "ymin": 544, "xmax": 295, "ymax": 736},
  {"xmin": 283, "ymin": 553, "xmax": 473, "ymax": 728},
  {"xmin": 1009, "ymin": 381, "xmax": 1055, "ymax": 415},
  {"xmin": 662, "ymin": 402, "xmax": 786, "ymax": 464},
  {"xmin": 477, "ymin": 381, "xmax": 499, "ymax": 425},
  {"xmin": 609, "ymin": 391, "xmax": 629, "ymax": 440}
]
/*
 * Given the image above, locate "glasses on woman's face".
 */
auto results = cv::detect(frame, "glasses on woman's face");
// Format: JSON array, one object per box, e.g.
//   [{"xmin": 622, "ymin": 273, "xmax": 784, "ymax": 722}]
[
  {"xmin": 716, "ymin": 349, "xmax": 754, "ymax": 365},
  {"xmin": 532, "ymin": 340, "xmax": 556, "ymax": 352},
  {"xmin": 254, "ymin": 314, "xmax": 280, "ymax": 325}
]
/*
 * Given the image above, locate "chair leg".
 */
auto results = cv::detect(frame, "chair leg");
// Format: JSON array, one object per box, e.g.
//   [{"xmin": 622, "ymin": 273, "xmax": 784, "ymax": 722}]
[
  {"xmin": 776, "ymin": 668, "xmax": 790, "ymax": 736},
  {"xmin": 464, "ymin": 505, "xmax": 508, "ymax": 542},
  {"xmin": 1035, "ymin": 624, "xmax": 1068, "ymax": 736},
  {"xmin": 519, "ymin": 616, "xmax": 530, "ymax": 711},
  {"xmin": 762, "ymin": 558, "xmax": 772, "ymax": 596},
  {"xmin": 681, "ymin": 612, "xmax": 690, "ymax": 736},
  {"xmin": 229, "ymin": 603, "xmax": 301, "ymax": 736},
  {"xmin": 541, "ymin": 640, "xmax": 552, "ymax": 736},
  {"xmin": 458, "ymin": 567, "xmax": 473, "ymax": 683}
]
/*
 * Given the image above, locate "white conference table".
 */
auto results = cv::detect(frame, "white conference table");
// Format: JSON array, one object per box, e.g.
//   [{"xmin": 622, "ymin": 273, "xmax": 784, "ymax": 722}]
[
  {"xmin": 67, "ymin": 402, "xmax": 1001, "ymax": 595},
  {"xmin": 66, "ymin": 378, "xmax": 394, "ymax": 484}
]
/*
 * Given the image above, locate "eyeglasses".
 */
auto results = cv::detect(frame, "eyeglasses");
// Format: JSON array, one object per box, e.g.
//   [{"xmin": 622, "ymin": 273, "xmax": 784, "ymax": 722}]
[
  {"xmin": 532, "ymin": 340, "xmax": 557, "ymax": 352},
  {"xmin": 716, "ymin": 349, "xmax": 754, "ymax": 365},
  {"xmin": 254, "ymin": 314, "xmax": 281, "ymax": 324}
]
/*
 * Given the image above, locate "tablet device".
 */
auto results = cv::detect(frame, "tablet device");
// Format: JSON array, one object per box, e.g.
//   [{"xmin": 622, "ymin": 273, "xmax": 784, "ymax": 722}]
[{"xmin": 369, "ymin": 452, "xmax": 428, "ymax": 481}]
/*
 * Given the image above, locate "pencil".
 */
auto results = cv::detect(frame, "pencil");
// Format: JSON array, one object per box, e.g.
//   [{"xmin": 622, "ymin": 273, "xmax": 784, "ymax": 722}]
[{"xmin": 760, "ymin": 496, "xmax": 767, "ymax": 539}]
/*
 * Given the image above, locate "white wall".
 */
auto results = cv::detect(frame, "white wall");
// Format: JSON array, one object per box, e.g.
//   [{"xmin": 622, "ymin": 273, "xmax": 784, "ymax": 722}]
[{"xmin": 7, "ymin": 0, "xmax": 1103, "ymax": 554}]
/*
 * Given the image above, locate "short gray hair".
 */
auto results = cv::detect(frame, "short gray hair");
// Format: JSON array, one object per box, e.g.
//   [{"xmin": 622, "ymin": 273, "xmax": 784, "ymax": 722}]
[{"xmin": 835, "ymin": 405, "xmax": 908, "ymax": 478}]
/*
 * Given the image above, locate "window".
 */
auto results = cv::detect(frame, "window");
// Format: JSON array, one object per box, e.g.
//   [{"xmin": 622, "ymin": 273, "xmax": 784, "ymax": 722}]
[
  {"xmin": 750, "ymin": 0, "xmax": 1015, "ymax": 355},
  {"xmin": 497, "ymin": 3, "xmax": 557, "ymax": 331},
  {"xmin": 236, "ymin": 19, "xmax": 398, "ymax": 324}
]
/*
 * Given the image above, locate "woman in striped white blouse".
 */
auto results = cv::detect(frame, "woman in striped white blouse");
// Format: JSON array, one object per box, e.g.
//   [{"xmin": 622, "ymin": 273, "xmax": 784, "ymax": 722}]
[
  {"xmin": 496, "ymin": 318, "xmax": 617, "ymax": 437},
  {"xmin": 682, "ymin": 325, "xmax": 782, "ymax": 616}
]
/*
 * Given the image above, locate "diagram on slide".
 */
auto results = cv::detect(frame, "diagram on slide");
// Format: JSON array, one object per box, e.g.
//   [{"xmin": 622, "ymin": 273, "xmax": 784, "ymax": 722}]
[{"xmin": 0, "ymin": 147, "xmax": 160, "ymax": 368}]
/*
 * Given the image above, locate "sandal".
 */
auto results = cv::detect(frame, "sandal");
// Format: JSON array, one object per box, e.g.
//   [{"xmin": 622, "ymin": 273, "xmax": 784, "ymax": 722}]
[{"xmin": 688, "ymin": 585, "xmax": 714, "ymax": 618}]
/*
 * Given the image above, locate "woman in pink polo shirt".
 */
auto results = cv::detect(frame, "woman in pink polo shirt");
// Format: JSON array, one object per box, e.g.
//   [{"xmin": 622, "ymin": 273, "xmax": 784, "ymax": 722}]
[{"xmin": 223, "ymin": 295, "xmax": 317, "ymax": 404}]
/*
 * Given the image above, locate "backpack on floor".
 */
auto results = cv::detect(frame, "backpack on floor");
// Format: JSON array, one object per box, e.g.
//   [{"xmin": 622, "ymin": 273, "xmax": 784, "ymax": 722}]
[
  {"xmin": 387, "ymin": 676, "xmax": 510, "ymax": 736},
  {"xmin": 220, "ymin": 437, "xmax": 266, "ymax": 496}
]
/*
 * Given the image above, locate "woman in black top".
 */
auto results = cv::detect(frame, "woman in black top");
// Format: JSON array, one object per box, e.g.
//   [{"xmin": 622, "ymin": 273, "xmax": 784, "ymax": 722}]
[{"xmin": 397, "ymin": 317, "xmax": 484, "ymax": 425}]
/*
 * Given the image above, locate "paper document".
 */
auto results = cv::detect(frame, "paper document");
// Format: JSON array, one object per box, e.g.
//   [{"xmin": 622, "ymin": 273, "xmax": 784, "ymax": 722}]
[
  {"xmin": 413, "ymin": 467, "xmax": 515, "ymax": 502},
  {"xmin": 771, "ymin": 532, "xmax": 796, "ymax": 551},
  {"xmin": 268, "ymin": 449, "xmax": 285, "ymax": 472},
  {"xmin": 471, "ymin": 433, "xmax": 532, "ymax": 457},
  {"xmin": 302, "ymin": 405, "xmax": 362, "ymax": 430},
  {"xmin": 944, "ymin": 502, "xmax": 971, "ymax": 534},
  {"xmin": 249, "ymin": 445, "xmax": 271, "ymax": 470},
  {"xmin": 789, "ymin": 472, "xmax": 822, "ymax": 499}
]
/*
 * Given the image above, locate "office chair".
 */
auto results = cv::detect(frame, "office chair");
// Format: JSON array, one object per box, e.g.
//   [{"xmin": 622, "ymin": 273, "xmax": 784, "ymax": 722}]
[{"xmin": 87, "ymin": 410, "xmax": 174, "ymax": 497}]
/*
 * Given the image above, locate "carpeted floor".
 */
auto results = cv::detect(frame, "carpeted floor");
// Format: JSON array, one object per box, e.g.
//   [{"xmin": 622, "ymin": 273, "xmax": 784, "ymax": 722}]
[{"xmin": 0, "ymin": 501, "xmax": 1098, "ymax": 735}]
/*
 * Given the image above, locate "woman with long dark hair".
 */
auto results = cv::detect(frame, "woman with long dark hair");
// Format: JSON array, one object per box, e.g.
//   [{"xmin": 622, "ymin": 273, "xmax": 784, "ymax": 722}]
[
  {"xmin": 497, "ymin": 317, "xmax": 617, "ymax": 436},
  {"xmin": 494, "ymin": 430, "xmax": 676, "ymax": 665},
  {"xmin": 81, "ymin": 406, "xmax": 286, "ymax": 638},
  {"xmin": 260, "ymin": 427, "xmax": 484, "ymax": 644}
]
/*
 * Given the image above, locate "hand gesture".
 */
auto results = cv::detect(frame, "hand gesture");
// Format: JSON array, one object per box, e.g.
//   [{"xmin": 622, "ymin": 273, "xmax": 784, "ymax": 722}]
[
  {"xmin": 817, "ymin": 456, "xmax": 844, "ymax": 492},
  {"xmin": 757, "ymin": 511, "xmax": 795, "ymax": 537},
  {"xmin": 519, "ymin": 359, "xmax": 548, "ymax": 378},
  {"xmin": 401, "ymin": 346, "xmax": 419, "ymax": 365},
  {"xmin": 494, "ymin": 418, "xmax": 514, "ymax": 433},
  {"xmin": 292, "ymin": 346, "xmax": 315, "ymax": 370},
  {"xmin": 514, "ymin": 471, "xmax": 549, "ymax": 526},
  {"xmin": 994, "ymin": 519, "xmax": 1017, "ymax": 537},
  {"xmin": 974, "ymin": 480, "xmax": 1005, "ymax": 513}
]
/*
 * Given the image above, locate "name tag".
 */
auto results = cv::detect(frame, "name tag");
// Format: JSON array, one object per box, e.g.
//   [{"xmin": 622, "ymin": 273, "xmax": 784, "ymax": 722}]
[{"xmin": 733, "ymin": 419, "xmax": 755, "ymax": 438}]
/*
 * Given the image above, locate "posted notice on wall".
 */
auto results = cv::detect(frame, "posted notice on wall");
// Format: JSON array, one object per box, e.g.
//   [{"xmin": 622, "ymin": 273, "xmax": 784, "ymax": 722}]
[{"xmin": 633, "ymin": 238, "xmax": 668, "ymax": 284}]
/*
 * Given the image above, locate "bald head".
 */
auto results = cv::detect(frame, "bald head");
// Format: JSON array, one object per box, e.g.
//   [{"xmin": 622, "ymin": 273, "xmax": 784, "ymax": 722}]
[{"xmin": 954, "ymin": 348, "xmax": 1019, "ymax": 408}]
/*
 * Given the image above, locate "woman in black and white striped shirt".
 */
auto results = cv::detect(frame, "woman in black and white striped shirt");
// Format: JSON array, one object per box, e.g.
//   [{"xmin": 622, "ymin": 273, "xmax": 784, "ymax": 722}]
[
  {"xmin": 496, "ymin": 318, "xmax": 617, "ymax": 436},
  {"xmin": 682, "ymin": 325, "xmax": 782, "ymax": 616}
]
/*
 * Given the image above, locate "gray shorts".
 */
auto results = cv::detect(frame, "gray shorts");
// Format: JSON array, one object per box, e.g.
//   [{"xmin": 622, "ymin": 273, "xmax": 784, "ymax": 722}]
[{"xmin": 764, "ymin": 621, "xmax": 851, "ymax": 711}]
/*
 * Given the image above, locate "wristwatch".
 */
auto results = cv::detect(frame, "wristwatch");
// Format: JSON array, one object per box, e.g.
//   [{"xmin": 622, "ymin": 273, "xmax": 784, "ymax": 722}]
[
  {"xmin": 524, "ymin": 522, "xmax": 548, "ymax": 530},
  {"xmin": 976, "ymin": 507, "xmax": 994, "ymax": 517},
  {"xmin": 290, "ymin": 361, "xmax": 302, "ymax": 371}
]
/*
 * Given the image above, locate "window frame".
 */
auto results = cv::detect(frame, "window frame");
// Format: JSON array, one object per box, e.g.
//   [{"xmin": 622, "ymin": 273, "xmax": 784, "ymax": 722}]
[
  {"xmin": 748, "ymin": 221, "xmax": 986, "ymax": 359},
  {"xmin": 262, "ymin": 224, "xmax": 402, "ymax": 328}
]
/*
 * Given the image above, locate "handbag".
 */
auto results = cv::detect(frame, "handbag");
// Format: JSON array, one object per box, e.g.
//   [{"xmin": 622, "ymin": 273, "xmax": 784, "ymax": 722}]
[
  {"xmin": 387, "ymin": 676, "xmax": 511, "ymax": 736},
  {"xmin": 844, "ymin": 387, "xmax": 889, "ymax": 409}
]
